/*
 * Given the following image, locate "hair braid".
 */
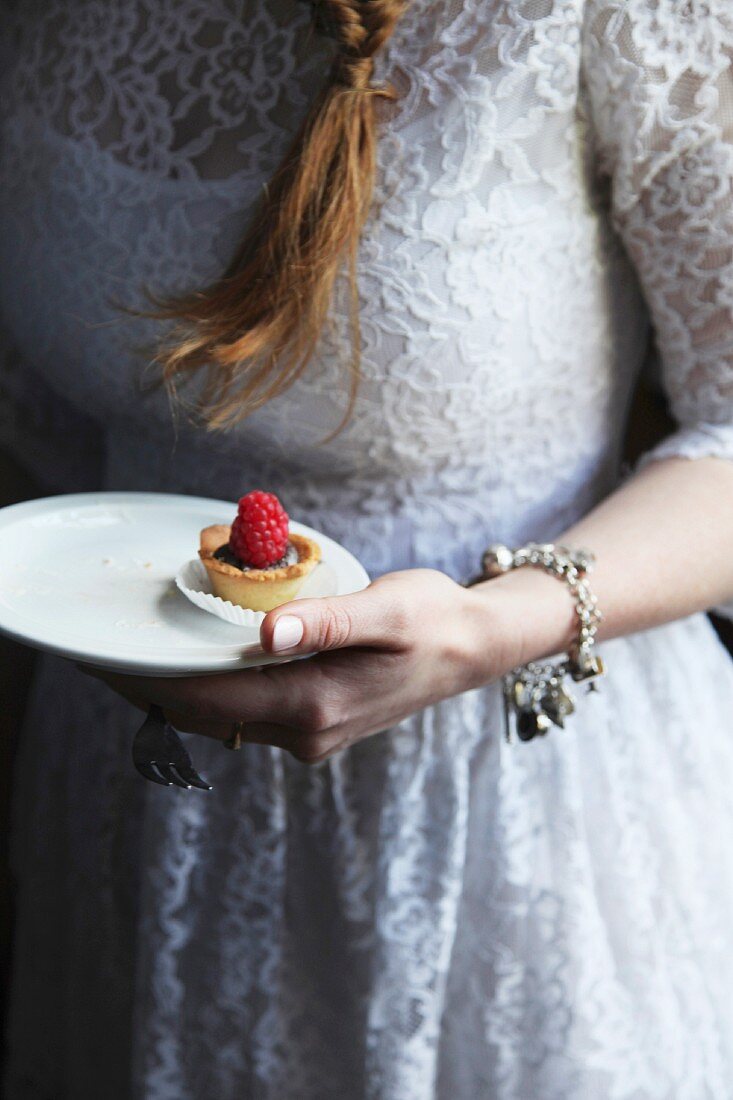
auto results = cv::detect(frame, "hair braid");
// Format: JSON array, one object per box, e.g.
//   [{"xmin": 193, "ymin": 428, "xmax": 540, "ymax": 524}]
[{"xmin": 152, "ymin": 0, "xmax": 410, "ymax": 434}]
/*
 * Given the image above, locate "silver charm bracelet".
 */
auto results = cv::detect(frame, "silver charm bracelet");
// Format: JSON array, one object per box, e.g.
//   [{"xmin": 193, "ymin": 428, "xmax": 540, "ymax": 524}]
[{"xmin": 465, "ymin": 543, "xmax": 605, "ymax": 742}]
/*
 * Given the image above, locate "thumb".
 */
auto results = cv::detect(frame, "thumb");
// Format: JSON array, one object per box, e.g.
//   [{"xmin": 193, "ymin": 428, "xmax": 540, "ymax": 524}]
[{"xmin": 259, "ymin": 584, "xmax": 407, "ymax": 655}]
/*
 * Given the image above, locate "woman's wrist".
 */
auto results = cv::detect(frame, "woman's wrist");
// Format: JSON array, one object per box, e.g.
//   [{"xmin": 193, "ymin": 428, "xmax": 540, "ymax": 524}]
[{"xmin": 463, "ymin": 564, "xmax": 579, "ymax": 684}]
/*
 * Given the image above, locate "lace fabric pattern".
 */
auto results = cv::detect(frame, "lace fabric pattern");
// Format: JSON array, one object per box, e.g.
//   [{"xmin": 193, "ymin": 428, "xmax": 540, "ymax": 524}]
[{"xmin": 2, "ymin": 2, "xmax": 733, "ymax": 1097}]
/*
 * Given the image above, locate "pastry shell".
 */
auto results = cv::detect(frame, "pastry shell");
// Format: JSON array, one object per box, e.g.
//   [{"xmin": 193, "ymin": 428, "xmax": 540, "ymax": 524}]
[{"xmin": 199, "ymin": 525, "xmax": 321, "ymax": 612}]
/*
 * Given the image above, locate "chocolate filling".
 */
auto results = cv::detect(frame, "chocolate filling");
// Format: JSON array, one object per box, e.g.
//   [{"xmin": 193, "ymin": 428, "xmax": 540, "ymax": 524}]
[{"xmin": 213, "ymin": 541, "xmax": 298, "ymax": 573}]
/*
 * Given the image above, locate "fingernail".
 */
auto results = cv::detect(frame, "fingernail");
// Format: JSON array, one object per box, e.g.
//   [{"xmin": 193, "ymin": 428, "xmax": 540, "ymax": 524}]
[{"xmin": 271, "ymin": 615, "xmax": 304, "ymax": 652}]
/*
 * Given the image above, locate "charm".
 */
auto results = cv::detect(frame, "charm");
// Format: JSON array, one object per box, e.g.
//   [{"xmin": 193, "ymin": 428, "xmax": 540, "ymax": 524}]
[
  {"xmin": 481, "ymin": 544, "xmax": 514, "ymax": 577},
  {"xmin": 539, "ymin": 684, "xmax": 575, "ymax": 729},
  {"xmin": 516, "ymin": 708, "xmax": 552, "ymax": 742},
  {"xmin": 568, "ymin": 648, "xmax": 605, "ymax": 683},
  {"xmin": 503, "ymin": 664, "xmax": 581, "ymax": 742}
]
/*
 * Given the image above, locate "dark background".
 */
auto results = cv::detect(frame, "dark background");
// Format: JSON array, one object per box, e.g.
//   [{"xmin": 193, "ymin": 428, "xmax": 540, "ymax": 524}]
[{"xmin": 1, "ymin": 376, "xmax": 732, "ymax": 1047}]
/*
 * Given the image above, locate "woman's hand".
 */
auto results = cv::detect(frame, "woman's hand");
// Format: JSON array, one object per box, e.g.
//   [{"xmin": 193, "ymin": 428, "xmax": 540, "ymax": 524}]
[{"xmin": 86, "ymin": 569, "xmax": 518, "ymax": 764}]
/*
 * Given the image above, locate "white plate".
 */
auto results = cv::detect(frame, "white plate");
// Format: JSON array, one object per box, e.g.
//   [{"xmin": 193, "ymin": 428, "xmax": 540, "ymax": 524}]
[{"xmin": 0, "ymin": 492, "xmax": 370, "ymax": 676}]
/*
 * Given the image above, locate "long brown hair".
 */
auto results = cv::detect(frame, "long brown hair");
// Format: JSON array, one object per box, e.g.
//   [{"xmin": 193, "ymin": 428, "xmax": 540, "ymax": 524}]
[{"xmin": 152, "ymin": 0, "xmax": 409, "ymax": 435}]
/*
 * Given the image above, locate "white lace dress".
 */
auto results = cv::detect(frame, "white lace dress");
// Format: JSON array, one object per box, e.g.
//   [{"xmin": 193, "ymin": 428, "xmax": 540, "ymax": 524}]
[{"xmin": 2, "ymin": 2, "xmax": 733, "ymax": 1097}]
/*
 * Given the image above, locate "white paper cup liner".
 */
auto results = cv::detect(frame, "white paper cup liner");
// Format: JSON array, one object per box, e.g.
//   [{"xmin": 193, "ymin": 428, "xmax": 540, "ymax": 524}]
[
  {"xmin": 175, "ymin": 557, "xmax": 338, "ymax": 628},
  {"xmin": 175, "ymin": 559, "xmax": 266, "ymax": 627}
]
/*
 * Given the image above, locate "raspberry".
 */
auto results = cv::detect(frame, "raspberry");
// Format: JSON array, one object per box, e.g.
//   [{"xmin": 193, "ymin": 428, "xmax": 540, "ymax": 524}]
[{"xmin": 229, "ymin": 490, "xmax": 290, "ymax": 568}]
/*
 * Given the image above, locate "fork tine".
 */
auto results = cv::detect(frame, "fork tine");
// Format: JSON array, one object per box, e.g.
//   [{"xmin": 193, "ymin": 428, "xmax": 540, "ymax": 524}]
[
  {"xmin": 134, "ymin": 758, "xmax": 173, "ymax": 786},
  {"xmin": 153, "ymin": 760, "xmax": 192, "ymax": 789},
  {"xmin": 170, "ymin": 761, "xmax": 213, "ymax": 791},
  {"xmin": 161, "ymin": 721, "xmax": 213, "ymax": 791}
]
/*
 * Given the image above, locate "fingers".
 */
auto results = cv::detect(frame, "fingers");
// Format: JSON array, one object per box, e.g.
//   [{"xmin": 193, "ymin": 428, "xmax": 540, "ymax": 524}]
[
  {"xmin": 162, "ymin": 710, "xmax": 235, "ymax": 742},
  {"xmin": 164, "ymin": 714, "xmax": 292, "ymax": 748},
  {"xmin": 259, "ymin": 576, "xmax": 412, "ymax": 656},
  {"xmin": 79, "ymin": 663, "xmax": 349, "ymax": 763},
  {"xmin": 82, "ymin": 665, "xmax": 287, "ymax": 723},
  {"xmin": 163, "ymin": 713, "xmax": 345, "ymax": 764},
  {"xmin": 79, "ymin": 660, "xmax": 339, "ymax": 733},
  {"xmin": 75, "ymin": 648, "xmax": 354, "ymax": 768}
]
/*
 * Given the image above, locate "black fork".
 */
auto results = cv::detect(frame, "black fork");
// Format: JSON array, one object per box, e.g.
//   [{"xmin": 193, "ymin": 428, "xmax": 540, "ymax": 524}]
[{"xmin": 132, "ymin": 705, "xmax": 212, "ymax": 790}]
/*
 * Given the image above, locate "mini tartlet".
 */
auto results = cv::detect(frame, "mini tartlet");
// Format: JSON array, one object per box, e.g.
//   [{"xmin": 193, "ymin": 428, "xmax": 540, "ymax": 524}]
[{"xmin": 199, "ymin": 524, "xmax": 321, "ymax": 612}]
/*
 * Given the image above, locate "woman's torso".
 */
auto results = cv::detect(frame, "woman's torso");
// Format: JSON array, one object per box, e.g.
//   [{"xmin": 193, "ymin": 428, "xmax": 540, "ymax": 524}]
[{"xmin": 0, "ymin": 0, "xmax": 649, "ymax": 579}]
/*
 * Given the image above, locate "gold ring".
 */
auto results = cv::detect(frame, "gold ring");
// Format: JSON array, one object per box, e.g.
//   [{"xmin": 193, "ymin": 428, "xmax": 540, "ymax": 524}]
[{"xmin": 224, "ymin": 720, "xmax": 245, "ymax": 751}]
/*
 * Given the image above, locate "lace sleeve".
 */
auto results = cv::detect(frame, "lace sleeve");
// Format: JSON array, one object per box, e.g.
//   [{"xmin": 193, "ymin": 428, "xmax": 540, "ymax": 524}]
[
  {"xmin": 582, "ymin": 1, "xmax": 733, "ymax": 472},
  {"xmin": 582, "ymin": 1, "xmax": 733, "ymax": 618}
]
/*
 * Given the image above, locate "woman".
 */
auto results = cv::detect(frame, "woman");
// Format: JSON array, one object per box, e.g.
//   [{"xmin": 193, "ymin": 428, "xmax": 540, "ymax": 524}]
[{"xmin": 2, "ymin": 1, "xmax": 733, "ymax": 1097}]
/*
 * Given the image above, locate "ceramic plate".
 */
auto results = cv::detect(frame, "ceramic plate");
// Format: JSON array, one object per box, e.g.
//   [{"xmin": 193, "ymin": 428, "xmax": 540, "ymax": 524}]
[{"xmin": 0, "ymin": 492, "xmax": 370, "ymax": 676}]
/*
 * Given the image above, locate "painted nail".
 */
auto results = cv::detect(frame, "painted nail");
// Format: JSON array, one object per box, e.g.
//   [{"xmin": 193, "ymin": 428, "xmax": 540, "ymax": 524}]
[{"xmin": 271, "ymin": 615, "xmax": 304, "ymax": 652}]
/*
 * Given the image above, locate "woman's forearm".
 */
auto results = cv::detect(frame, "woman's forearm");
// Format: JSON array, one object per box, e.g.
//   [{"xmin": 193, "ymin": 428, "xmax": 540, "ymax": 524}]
[{"xmin": 468, "ymin": 455, "xmax": 733, "ymax": 672}]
